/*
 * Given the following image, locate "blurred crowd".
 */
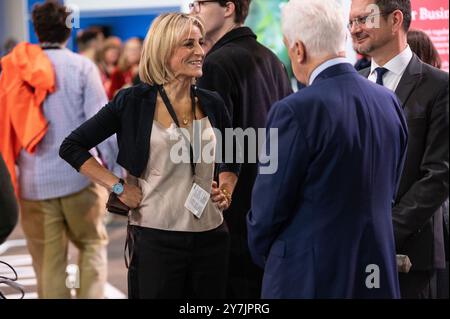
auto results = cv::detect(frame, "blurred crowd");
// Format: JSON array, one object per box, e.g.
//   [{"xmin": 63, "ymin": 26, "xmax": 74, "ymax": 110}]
[
  {"xmin": 75, "ymin": 27, "xmax": 143, "ymax": 99},
  {"xmin": 1, "ymin": 27, "xmax": 143, "ymax": 101}
]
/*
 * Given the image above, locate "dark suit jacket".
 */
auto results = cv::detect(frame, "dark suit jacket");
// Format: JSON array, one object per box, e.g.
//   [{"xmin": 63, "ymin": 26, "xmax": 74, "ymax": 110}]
[
  {"xmin": 197, "ymin": 26, "xmax": 292, "ymax": 238},
  {"xmin": 247, "ymin": 63, "xmax": 407, "ymax": 298},
  {"xmin": 360, "ymin": 55, "xmax": 449, "ymax": 270},
  {"xmin": 60, "ymin": 83, "xmax": 240, "ymax": 178}
]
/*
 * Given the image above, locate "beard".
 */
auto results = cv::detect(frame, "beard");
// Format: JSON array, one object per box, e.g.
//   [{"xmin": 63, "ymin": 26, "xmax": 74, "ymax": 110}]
[
  {"xmin": 352, "ymin": 31, "xmax": 392, "ymax": 56},
  {"xmin": 352, "ymin": 33, "xmax": 377, "ymax": 55},
  {"xmin": 354, "ymin": 42, "xmax": 375, "ymax": 55}
]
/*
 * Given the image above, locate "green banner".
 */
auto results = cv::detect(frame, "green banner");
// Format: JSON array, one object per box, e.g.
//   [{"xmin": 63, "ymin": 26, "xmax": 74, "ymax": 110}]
[{"xmin": 246, "ymin": 0, "xmax": 292, "ymax": 77}]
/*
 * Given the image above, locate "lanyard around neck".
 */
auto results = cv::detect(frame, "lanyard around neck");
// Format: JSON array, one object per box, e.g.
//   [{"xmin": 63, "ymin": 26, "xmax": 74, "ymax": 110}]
[
  {"xmin": 157, "ymin": 85, "xmax": 197, "ymax": 176},
  {"xmin": 157, "ymin": 85, "xmax": 197, "ymax": 127}
]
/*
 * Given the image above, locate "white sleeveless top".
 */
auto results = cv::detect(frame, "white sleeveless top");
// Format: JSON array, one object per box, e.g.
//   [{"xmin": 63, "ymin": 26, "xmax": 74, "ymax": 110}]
[{"xmin": 128, "ymin": 117, "xmax": 223, "ymax": 232}]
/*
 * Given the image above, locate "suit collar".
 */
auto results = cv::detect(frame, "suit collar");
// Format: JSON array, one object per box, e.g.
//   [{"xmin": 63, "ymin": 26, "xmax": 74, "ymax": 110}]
[
  {"xmin": 309, "ymin": 58, "xmax": 350, "ymax": 85},
  {"xmin": 360, "ymin": 54, "xmax": 423, "ymax": 107},
  {"xmin": 207, "ymin": 27, "xmax": 256, "ymax": 56},
  {"xmin": 395, "ymin": 54, "xmax": 423, "ymax": 106},
  {"xmin": 359, "ymin": 67, "xmax": 370, "ymax": 78},
  {"xmin": 370, "ymin": 45, "xmax": 413, "ymax": 77},
  {"xmin": 312, "ymin": 63, "xmax": 357, "ymax": 85}
]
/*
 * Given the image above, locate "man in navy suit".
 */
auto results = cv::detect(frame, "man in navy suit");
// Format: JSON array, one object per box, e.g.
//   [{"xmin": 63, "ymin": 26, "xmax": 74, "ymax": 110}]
[{"xmin": 247, "ymin": 0, "xmax": 408, "ymax": 298}]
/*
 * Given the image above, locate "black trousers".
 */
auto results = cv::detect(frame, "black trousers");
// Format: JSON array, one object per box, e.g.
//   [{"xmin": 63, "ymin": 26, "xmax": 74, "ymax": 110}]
[
  {"xmin": 224, "ymin": 165, "xmax": 264, "ymax": 299},
  {"xmin": 127, "ymin": 223, "xmax": 230, "ymax": 299},
  {"xmin": 226, "ymin": 233, "xmax": 263, "ymax": 298}
]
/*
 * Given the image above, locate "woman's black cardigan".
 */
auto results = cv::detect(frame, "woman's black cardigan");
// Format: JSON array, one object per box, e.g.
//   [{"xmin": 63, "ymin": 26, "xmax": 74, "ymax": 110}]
[{"xmin": 59, "ymin": 83, "xmax": 241, "ymax": 178}]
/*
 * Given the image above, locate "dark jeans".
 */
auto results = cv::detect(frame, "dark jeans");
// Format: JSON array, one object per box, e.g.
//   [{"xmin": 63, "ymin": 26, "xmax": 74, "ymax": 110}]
[{"xmin": 128, "ymin": 223, "xmax": 230, "ymax": 299}]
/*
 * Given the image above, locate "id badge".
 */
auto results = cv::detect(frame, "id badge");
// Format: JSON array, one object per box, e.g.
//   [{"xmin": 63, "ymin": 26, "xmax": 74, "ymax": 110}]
[{"xmin": 185, "ymin": 183, "xmax": 210, "ymax": 219}]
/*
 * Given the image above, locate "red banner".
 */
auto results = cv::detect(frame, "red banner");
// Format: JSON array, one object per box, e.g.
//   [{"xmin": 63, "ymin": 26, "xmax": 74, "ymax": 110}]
[{"xmin": 410, "ymin": 0, "xmax": 449, "ymax": 71}]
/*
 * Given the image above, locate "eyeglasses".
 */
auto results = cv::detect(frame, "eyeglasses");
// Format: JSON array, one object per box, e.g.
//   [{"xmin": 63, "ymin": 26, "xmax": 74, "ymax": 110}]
[
  {"xmin": 347, "ymin": 12, "xmax": 391, "ymax": 30},
  {"xmin": 189, "ymin": 1, "xmax": 218, "ymax": 14}
]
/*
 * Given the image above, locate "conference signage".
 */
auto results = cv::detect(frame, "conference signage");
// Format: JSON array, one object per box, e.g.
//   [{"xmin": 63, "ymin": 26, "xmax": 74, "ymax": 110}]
[{"xmin": 410, "ymin": 0, "xmax": 449, "ymax": 71}]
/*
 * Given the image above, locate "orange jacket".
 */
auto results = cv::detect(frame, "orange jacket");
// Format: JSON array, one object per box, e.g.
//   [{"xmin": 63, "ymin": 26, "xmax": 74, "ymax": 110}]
[{"xmin": 0, "ymin": 42, "xmax": 55, "ymax": 193}]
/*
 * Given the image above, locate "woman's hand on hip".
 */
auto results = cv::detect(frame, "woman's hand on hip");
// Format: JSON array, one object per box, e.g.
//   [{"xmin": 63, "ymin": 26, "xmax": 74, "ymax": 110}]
[{"xmin": 118, "ymin": 184, "xmax": 143, "ymax": 209}]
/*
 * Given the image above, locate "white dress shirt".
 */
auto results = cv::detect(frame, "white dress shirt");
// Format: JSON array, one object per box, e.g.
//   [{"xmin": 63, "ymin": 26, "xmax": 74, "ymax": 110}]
[
  {"xmin": 309, "ymin": 57, "xmax": 350, "ymax": 86},
  {"xmin": 368, "ymin": 45, "xmax": 413, "ymax": 92}
]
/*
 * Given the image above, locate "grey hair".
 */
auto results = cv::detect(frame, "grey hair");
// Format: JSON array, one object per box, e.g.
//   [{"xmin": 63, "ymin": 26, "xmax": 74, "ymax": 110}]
[{"xmin": 282, "ymin": 0, "xmax": 347, "ymax": 58}]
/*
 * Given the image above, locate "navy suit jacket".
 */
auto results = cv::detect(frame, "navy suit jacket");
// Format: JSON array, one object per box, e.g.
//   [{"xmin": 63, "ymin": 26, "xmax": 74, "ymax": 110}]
[{"xmin": 247, "ymin": 63, "xmax": 408, "ymax": 298}]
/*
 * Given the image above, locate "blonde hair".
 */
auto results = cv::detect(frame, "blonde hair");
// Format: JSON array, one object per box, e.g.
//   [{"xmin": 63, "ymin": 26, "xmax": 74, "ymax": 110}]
[{"xmin": 139, "ymin": 13, "xmax": 205, "ymax": 85}]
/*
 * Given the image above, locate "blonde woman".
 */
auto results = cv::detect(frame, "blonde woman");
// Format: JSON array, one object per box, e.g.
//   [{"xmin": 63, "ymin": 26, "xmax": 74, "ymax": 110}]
[{"xmin": 60, "ymin": 13, "xmax": 239, "ymax": 299}]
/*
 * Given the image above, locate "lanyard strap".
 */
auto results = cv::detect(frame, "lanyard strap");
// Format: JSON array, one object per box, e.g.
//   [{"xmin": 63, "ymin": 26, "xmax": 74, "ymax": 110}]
[
  {"xmin": 40, "ymin": 42, "xmax": 63, "ymax": 50},
  {"xmin": 157, "ymin": 85, "xmax": 197, "ymax": 176},
  {"xmin": 41, "ymin": 46, "xmax": 62, "ymax": 50}
]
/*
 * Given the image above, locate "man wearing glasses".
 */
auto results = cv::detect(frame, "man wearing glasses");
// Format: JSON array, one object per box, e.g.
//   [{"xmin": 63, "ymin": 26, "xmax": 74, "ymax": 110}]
[
  {"xmin": 351, "ymin": 0, "xmax": 449, "ymax": 299},
  {"xmin": 191, "ymin": 0, "xmax": 293, "ymax": 299}
]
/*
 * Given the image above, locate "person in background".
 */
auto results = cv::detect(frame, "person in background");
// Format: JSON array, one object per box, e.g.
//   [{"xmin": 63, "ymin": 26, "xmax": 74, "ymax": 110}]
[
  {"xmin": 2, "ymin": 38, "xmax": 18, "ymax": 57},
  {"xmin": 96, "ymin": 37, "xmax": 123, "ymax": 94},
  {"xmin": 76, "ymin": 26, "xmax": 105, "ymax": 62},
  {"xmin": 108, "ymin": 37, "xmax": 142, "ymax": 99},
  {"xmin": 1, "ymin": 1, "xmax": 120, "ymax": 298},
  {"xmin": 407, "ymin": 29, "xmax": 442, "ymax": 69},
  {"xmin": 0, "ymin": 38, "xmax": 18, "ymax": 74},
  {"xmin": 0, "ymin": 154, "xmax": 18, "ymax": 245},
  {"xmin": 60, "ymin": 13, "xmax": 240, "ymax": 299},
  {"xmin": 351, "ymin": 0, "xmax": 449, "ymax": 299},
  {"xmin": 192, "ymin": 0, "xmax": 293, "ymax": 298},
  {"xmin": 248, "ymin": 0, "xmax": 407, "ymax": 298}
]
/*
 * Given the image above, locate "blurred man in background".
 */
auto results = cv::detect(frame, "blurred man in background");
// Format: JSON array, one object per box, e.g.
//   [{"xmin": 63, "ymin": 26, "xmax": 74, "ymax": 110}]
[{"xmin": 76, "ymin": 26, "xmax": 105, "ymax": 62}]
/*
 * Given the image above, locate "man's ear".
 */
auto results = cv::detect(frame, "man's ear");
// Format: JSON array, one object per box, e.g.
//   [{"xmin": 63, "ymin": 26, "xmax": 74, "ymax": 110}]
[
  {"xmin": 391, "ymin": 9, "xmax": 404, "ymax": 34},
  {"xmin": 224, "ymin": 1, "xmax": 236, "ymax": 19},
  {"xmin": 295, "ymin": 40, "xmax": 306, "ymax": 64}
]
